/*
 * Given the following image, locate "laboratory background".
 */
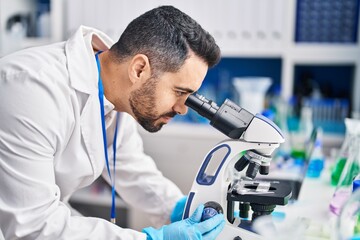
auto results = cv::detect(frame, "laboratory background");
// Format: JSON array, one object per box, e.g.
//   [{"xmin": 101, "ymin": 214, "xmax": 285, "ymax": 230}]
[{"xmin": 1, "ymin": 0, "xmax": 360, "ymax": 239}]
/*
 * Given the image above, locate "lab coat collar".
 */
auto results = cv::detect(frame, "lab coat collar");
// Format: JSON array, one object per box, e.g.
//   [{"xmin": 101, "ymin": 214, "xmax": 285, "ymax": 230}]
[
  {"xmin": 64, "ymin": 26, "xmax": 116, "ymax": 182},
  {"xmin": 104, "ymin": 97, "xmax": 115, "ymax": 116},
  {"xmin": 65, "ymin": 25, "xmax": 115, "ymax": 95}
]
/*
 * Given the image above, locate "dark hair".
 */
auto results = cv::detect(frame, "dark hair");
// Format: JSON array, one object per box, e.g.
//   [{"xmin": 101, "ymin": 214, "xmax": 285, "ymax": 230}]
[{"xmin": 109, "ymin": 5, "xmax": 220, "ymax": 76}]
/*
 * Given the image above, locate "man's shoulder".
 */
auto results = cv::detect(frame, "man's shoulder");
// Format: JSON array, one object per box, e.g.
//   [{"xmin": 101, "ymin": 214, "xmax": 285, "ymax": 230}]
[{"xmin": 0, "ymin": 42, "xmax": 67, "ymax": 74}]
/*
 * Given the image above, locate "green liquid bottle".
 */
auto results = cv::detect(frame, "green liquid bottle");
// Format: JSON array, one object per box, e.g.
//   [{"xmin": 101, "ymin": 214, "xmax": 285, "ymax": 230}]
[
  {"xmin": 332, "ymin": 158, "xmax": 348, "ymax": 186},
  {"xmin": 330, "ymin": 122, "xmax": 360, "ymax": 216},
  {"xmin": 331, "ymin": 119, "xmax": 360, "ymax": 186}
]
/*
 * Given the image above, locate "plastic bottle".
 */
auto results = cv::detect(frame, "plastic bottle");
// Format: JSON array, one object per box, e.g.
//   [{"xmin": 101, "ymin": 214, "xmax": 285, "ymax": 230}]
[
  {"xmin": 232, "ymin": 77, "xmax": 272, "ymax": 114},
  {"xmin": 335, "ymin": 177, "xmax": 360, "ymax": 240},
  {"xmin": 36, "ymin": 0, "xmax": 51, "ymax": 38},
  {"xmin": 306, "ymin": 128, "xmax": 325, "ymax": 178},
  {"xmin": 276, "ymin": 95, "xmax": 292, "ymax": 158},
  {"xmin": 299, "ymin": 106, "xmax": 314, "ymax": 143},
  {"xmin": 272, "ymin": 94, "xmax": 292, "ymax": 167},
  {"xmin": 330, "ymin": 133, "xmax": 360, "ymax": 216}
]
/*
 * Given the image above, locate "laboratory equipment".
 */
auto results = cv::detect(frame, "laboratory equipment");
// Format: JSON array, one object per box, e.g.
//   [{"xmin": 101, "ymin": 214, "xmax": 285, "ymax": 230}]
[
  {"xmin": 299, "ymin": 106, "xmax": 314, "ymax": 143},
  {"xmin": 331, "ymin": 118, "xmax": 360, "ymax": 186},
  {"xmin": 0, "ymin": 0, "xmax": 33, "ymax": 56},
  {"xmin": 336, "ymin": 181, "xmax": 360, "ymax": 240},
  {"xmin": 273, "ymin": 93, "xmax": 291, "ymax": 157},
  {"xmin": 183, "ymin": 92, "xmax": 292, "ymax": 240},
  {"xmin": 232, "ymin": 77, "xmax": 272, "ymax": 115},
  {"xmin": 330, "ymin": 120, "xmax": 360, "ymax": 215},
  {"xmin": 306, "ymin": 127, "xmax": 325, "ymax": 178}
]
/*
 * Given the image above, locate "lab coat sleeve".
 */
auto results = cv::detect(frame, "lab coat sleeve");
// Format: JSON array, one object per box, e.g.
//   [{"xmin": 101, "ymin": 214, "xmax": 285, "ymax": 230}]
[
  {"xmin": 0, "ymin": 68, "xmax": 146, "ymax": 240},
  {"xmin": 103, "ymin": 115, "xmax": 184, "ymax": 228}
]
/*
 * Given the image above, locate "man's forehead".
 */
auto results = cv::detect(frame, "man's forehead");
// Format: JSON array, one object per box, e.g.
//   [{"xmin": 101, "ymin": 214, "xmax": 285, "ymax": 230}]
[{"xmin": 178, "ymin": 55, "xmax": 208, "ymax": 87}]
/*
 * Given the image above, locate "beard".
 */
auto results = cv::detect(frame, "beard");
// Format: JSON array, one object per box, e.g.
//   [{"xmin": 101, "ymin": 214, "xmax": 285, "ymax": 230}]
[{"xmin": 129, "ymin": 77, "xmax": 177, "ymax": 132}]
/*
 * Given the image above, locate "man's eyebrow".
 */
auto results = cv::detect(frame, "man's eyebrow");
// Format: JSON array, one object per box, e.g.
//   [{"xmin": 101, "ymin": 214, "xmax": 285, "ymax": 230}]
[{"xmin": 174, "ymin": 86, "xmax": 195, "ymax": 93}]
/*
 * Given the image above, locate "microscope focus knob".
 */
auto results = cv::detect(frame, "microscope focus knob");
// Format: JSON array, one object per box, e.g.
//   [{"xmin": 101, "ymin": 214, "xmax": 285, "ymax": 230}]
[{"xmin": 201, "ymin": 201, "xmax": 223, "ymax": 222}]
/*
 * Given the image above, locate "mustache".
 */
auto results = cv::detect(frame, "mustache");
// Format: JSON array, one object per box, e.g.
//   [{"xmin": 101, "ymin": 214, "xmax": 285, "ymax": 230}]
[{"xmin": 158, "ymin": 111, "xmax": 177, "ymax": 119}]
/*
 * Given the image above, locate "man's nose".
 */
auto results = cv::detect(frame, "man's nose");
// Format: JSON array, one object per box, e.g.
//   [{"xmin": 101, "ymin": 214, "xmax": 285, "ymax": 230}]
[{"xmin": 173, "ymin": 102, "xmax": 188, "ymax": 115}]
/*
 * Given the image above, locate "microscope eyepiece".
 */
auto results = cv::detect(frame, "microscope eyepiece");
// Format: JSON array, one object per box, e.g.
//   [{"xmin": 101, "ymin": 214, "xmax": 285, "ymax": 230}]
[
  {"xmin": 185, "ymin": 93, "xmax": 219, "ymax": 120},
  {"xmin": 185, "ymin": 92, "xmax": 254, "ymax": 139}
]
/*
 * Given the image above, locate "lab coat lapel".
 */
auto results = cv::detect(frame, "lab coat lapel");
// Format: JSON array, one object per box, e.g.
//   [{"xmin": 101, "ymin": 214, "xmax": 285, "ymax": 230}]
[
  {"xmin": 79, "ymin": 94, "xmax": 104, "ymax": 179},
  {"xmin": 65, "ymin": 26, "xmax": 114, "ymax": 179}
]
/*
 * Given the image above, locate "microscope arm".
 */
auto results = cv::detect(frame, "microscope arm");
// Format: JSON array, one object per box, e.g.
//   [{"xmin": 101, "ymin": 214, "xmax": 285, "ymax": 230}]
[
  {"xmin": 183, "ymin": 93, "xmax": 291, "ymax": 240},
  {"xmin": 244, "ymin": 114, "xmax": 284, "ymax": 144}
]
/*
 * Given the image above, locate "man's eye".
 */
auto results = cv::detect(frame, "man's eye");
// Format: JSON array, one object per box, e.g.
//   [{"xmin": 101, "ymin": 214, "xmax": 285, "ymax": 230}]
[{"xmin": 176, "ymin": 91, "xmax": 186, "ymax": 97}]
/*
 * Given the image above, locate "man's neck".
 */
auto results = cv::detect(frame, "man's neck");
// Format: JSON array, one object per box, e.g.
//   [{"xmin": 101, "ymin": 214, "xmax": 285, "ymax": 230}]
[{"xmin": 97, "ymin": 50, "xmax": 129, "ymax": 112}]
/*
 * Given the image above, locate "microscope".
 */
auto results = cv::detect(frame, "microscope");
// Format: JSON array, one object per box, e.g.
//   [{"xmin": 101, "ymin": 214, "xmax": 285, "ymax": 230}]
[{"xmin": 182, "ymin": 93, "xmax": 292, "ymax": 240}]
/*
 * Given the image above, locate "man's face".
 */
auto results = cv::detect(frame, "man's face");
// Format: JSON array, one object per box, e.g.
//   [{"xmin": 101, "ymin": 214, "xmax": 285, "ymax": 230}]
[{"xmin": 129, "ymin": 54, "xmax": 208, "ymax": 132}]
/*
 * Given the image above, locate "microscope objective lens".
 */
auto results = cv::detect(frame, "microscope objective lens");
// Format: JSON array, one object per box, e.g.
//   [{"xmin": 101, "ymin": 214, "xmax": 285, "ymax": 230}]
[{"xmin": 246, "ymin": 161, "xmax": 260, "ymax": 179}]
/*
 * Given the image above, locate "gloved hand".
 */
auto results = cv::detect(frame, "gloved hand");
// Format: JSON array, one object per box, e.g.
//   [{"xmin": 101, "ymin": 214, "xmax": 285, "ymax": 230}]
[
  {"xmin": 143, "ymin": 204, "xmax": 225, "ymax": 240},
  {"xmin": 170, "ymin": 196, "xmax": 188, "ymax": 223}
]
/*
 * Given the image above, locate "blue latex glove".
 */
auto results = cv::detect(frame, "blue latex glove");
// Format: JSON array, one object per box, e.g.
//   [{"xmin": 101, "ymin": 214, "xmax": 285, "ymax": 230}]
[
  {"xmin": 143, "ymin": 204, "xmax": 225, "ymax": 240},
  {"xmin": 170, "ymin": 196, "xmax": 188, "ymax": 223}
]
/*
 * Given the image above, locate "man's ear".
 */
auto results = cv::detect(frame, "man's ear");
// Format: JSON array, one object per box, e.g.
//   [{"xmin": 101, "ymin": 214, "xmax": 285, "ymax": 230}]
[{"xmin": 128, "ymin": 54, "xmax": 152, "ymax": 85}]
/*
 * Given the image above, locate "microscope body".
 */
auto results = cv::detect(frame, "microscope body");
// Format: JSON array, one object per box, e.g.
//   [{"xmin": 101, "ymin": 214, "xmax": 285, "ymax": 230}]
[{"xmin": 183, "ymin": 93, "xmax": 292, "ymax": 240}]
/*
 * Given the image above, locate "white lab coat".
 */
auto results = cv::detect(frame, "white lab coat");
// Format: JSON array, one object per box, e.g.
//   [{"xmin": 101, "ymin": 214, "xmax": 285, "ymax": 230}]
[{"xmin": 0, "ymin": 26, "xmax": 183, "ymax": 240}]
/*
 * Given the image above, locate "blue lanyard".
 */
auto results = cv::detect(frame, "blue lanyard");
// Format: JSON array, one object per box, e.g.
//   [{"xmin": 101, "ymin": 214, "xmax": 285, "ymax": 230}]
[{"xmin": 95, "ymin": 51, "xmax": 119, "ymax": 224}]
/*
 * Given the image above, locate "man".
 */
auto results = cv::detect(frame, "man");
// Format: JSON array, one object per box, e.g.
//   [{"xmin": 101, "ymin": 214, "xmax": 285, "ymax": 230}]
[{"xmin": 0, "ymin": 5, "xmax": 225, "ymax": 240}]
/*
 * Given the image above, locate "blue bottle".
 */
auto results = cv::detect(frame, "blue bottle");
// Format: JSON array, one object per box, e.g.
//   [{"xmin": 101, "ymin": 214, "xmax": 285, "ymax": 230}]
[{"xmin": 306, "ymin": 133, "xmax": 325, "ymax": 178}]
